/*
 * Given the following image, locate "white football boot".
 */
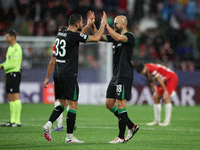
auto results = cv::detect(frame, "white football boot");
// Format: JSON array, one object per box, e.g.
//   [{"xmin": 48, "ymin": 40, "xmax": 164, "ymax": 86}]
[
  {"xmin": 146, "ymin": 121, "xmax": 159, "ymax": 126},
  {"xmin": 125, "ymin": 124, "xmax": 139, "ymax": 142},
  {"xmin": 42, "ymin": 125, "xmax": 52, "ymax": 141},
  {"xmin": 65, "ymin": 136, "xmax": 84, "ymax": 143},
  {"xmin": 159, "ymin": 121, "xmax": 170, "ymax": 126},
  {"xmin": 109, "ymin": 137, "xmax": 125, "ymax": 143}
]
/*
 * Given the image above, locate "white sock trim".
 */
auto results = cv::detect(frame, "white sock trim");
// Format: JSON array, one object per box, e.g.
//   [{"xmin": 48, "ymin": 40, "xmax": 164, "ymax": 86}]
[
  {"xmin": 46, "ymin": 121, "xmax": 52, "ymax": 128},
  {"xmin": 67, "ymin": 133, "xmax": 73, "ymax": 139},
  {"xmin": 66, "ymin": 105, "xmax": 69, "ymax": 111},
  {"xmin": 54, "ymin": 101, "xmax": 60, "ymax": 108}
]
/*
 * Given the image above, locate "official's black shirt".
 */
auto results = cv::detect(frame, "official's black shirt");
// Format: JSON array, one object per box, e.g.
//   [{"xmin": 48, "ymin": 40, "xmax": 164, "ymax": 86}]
[
  {"xmin": 53, "ymin": 28, "xmax": 89, "ymax": 78},
  {"xmin": 106, "ymin": 32, "xmax": 135, "ymax": 79}
]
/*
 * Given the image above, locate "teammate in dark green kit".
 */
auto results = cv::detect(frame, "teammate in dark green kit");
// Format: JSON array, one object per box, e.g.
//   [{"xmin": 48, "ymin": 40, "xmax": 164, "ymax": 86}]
[
  {"xmin": 0, "ymin": 30, "xmax": 22, "ymax": 127},
  {"xmin": 42, "ymin": 12, "xmax": 107, "ymax": 143},
  {"xmin": 89, "ymin": 12, "xmax": 139, "ymax": 143}
]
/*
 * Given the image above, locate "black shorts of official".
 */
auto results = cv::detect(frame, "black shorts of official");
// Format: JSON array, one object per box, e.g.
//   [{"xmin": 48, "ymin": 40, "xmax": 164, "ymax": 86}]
[
  {"xmin": 106, "ymin": 77, "xmax": 133, "ymax": 100},
  {"xmin": 6, "ymin": 72, "xmax": 21, "ymax": 93},
  {"xmin": 53, "ymin": 76, "xmax": 79, "ymax": 101}
]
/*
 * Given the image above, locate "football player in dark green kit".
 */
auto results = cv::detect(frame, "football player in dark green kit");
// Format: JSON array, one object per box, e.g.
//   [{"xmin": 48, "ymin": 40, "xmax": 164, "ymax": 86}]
[
  {"xmin": 90, "ymin": 12, "xmax": 139, "ymax": 143},
  {"xmin": 42, "ymin": 12, "xmax": 107, "ymax": 143}
]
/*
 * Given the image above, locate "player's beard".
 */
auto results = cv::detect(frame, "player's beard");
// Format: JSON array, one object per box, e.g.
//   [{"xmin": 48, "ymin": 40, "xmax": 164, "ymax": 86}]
[
  {"xmin": 77, "ymin": 26, "xmax": 82, "ymax": 32},
  {"xmin": 115, "ymin": 27, "xmax": 122, "ymax": 34},
  {"xmin": 6, "ymin": 40, "xmax": 12, "ymax": 45}
]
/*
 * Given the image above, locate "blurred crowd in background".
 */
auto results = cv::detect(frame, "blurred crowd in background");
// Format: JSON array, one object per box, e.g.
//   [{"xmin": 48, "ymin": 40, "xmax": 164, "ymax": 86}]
[{"xmin": 0, "ymin": 0, "xmax": 200, "ymax": 71}]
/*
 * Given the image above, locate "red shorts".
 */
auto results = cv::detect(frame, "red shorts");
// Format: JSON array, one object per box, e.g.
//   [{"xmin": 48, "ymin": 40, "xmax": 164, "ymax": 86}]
[{"xmin": 157, "ymin": 74, "xmax": 178, "ymax": 96}]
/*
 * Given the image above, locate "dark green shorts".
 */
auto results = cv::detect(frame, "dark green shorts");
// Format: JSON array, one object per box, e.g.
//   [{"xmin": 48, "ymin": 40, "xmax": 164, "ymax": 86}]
[
  {"xmin": 53, "ymin": 76, "xmax": 79, "ymax": 101},
  {"xmin": 106, "ymin": 77, "xmax": 133, "ymax": 100}
]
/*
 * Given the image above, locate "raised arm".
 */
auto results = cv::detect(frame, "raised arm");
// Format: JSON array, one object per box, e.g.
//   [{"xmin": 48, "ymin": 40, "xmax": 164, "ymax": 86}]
[
  {"xmin": 87, "ymin": 11, "xmax": 107, "ymax": 42},
  {"xmin": 106, "ymin": 24, "xmax": 127, "ymax": 42},
  {"xmin": 89, "ymin": 11, "xmax": 107, "ymax": 41},
  {"xmin": 80, "ymin": 11, "xmax": 94, "ymax": 34},
  {"xmin": 80, "ymin": 24, "xmax": 91, "ymax": 34}
]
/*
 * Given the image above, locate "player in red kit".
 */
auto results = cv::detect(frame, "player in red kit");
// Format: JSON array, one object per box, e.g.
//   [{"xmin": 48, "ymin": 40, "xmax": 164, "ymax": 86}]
[{"xmin": 136, "ymin": 63, "xmax": 178, "ymax": 126}]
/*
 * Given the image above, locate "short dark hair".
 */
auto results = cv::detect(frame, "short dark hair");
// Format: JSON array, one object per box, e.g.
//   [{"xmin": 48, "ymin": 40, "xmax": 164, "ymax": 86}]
[
  {"xmin": 58, "ymin": 26, "xmax": 67, "ymax": 32},
  {"xmin": 68, "ymin": 14, "xmax": 82, "ymax": 26},
  {"xmin": 136, "ymin": 63, "xmax": 145, "ymax": 73},
  {"xmin": 6, "ymin": 30, "xmax": 17, "ymax": 38}
]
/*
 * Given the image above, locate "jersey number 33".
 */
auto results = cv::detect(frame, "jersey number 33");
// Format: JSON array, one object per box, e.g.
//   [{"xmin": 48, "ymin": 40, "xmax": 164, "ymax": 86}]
[{"xmin": 55, "ymin": 38, "xmax": 67, "ymax": 57}]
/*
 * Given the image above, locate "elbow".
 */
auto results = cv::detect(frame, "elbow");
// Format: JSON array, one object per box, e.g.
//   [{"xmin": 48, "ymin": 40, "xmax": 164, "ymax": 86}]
[
  {"xmin": 49, "ymin": 57, "xmax": 56, "ymax": 66},
  {"xmin": 91, "ymin": 36, "xmax": 100, "ymax": 42},
  {"xmin": 115, "ymin": 36, "xmax": 122, "ymax": 42},
  {"xmin": 93, "ymin": 38, "xmax": 100, "ymax": 42},
  {"xmin": 49, "ymin": 61, "xmax": 55, "ymax": 66},
  {"xmin": 93, "ymin": 34, "xmax": 101, "ymax": 42},
  {"xmin": 51, "ymin": 62, "xmax": 56, "ymax": 66}
]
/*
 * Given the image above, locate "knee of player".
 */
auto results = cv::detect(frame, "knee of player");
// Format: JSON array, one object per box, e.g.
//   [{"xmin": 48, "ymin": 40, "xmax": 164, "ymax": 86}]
[
  {"xmin": 105, "ymin": 101, "xmax": 113, "ymax": 109},
  {"xmin": 153, "ymin": 93, "xmax": 159, "ymax": 99},
  {"xmin": 162, "ymin": 97, "xmax": 171, "ymax": 104},
  {"xmin": 116, "ymin": 101, "xmax": 126, "ymax": 109}
]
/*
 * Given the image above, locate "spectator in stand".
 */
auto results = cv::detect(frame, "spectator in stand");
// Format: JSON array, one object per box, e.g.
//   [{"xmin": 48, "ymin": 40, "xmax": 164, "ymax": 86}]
[{"xmin": 0, "ymin": 0, "xmax": 199, "ymax": 70}]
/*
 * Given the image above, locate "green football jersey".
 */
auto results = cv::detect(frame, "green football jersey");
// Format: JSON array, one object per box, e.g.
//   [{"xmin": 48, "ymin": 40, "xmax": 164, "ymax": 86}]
[{"xmin": 0, "ymin": 43, "xmax": 22, "ymax": 73}]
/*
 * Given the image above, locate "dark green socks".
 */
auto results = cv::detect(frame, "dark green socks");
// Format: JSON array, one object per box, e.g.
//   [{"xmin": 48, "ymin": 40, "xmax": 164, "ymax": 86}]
[
  {"xmin": 67, "ymin": 109, "xmax": 77, "ymax": 134},
  {"xmin": 49, "ymin": 105, "xmax": 65, "ymax": 123},
  {"xmin": 118, "ymin": 108, "xmax": 127, "ymax": 139},
  {"xmin": 109, "ymin": 105, "xmax": 134, "ymax": 129}
]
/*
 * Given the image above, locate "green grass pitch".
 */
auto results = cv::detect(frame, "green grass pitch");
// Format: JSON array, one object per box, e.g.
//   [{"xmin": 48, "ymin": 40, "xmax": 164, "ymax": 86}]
[{"xmin": 0, "ymin": 104, "xmax": 200, "ymax": 150}]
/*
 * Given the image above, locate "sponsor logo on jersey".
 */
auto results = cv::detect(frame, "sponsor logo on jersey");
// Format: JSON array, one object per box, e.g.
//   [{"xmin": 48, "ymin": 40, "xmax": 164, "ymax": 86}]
[
  {"xmin": 113, "ymin": 43, "xmax": 122, "ymax": 49},
  {"xmin": 56, "ymin": 59, "xmax": 66, "ymax": 63}
]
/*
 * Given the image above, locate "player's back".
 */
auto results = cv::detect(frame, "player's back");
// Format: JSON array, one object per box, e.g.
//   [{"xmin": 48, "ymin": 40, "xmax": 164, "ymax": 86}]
[
  {"xmin": 53, "ymin": 27, "xmax": 89, "ymax": 78},
  {"xmin": 146, "ymin": 63, "xmax": 176, "ymax": 81}
]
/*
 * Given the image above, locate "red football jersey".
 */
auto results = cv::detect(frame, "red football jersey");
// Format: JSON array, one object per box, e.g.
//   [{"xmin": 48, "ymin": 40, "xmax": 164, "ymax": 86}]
[{"xmin": 146, "ymin": 63, "xmax": 176, "ymax": 81}]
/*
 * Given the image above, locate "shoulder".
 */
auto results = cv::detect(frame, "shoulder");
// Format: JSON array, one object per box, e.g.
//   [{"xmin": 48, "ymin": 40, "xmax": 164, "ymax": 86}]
[
  {"xmin": 124, "ymin": 32, "xmax": 134, "ymax": 36},
  {"xmin": 78, "ymin": 32, "xmax": 88, "ymax": 39},
  {"xmin": 123, "ymin": 32, "xmax": 135, "ymax": 43},
  {"xmin": 13, "ymin": 43, "xmax": 22, "ymax": 52},
  {"xmin": 15, "ymin": 43, "xmax": 22, "ymax": 49},
  {"xmin": 147, "ymin": 63, "xmax": 159, "ymax": 72},
  {"xmin": 73, "ymin": 32, "xmax": 88, "ymax": 42},
  {"xmin": 124, "ymin": 32, "xmax": 135, "ymax": 39},
  {"xmin": 69, "ymin": 31, "xmax": 87, "ymax": 38}
]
